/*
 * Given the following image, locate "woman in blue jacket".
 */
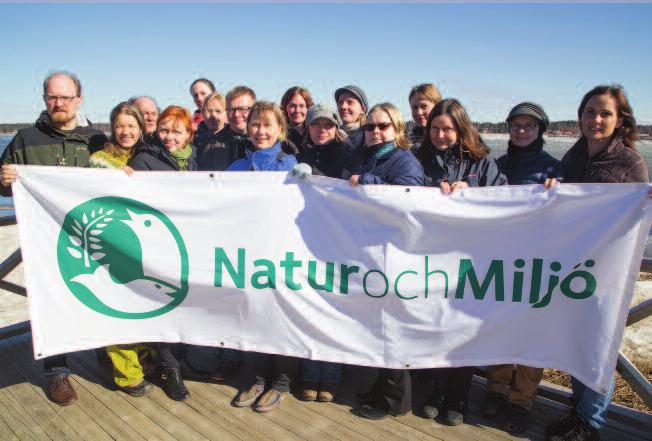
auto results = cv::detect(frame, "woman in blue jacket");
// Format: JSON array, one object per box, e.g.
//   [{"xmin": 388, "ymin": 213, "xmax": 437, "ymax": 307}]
[
  {"xmin": 229, "ymin": 101, "xmax": 297, "ymax": 413},
  {"xmin": 349, "ymin": 102, "xmax": 426, "ymax": 188}
]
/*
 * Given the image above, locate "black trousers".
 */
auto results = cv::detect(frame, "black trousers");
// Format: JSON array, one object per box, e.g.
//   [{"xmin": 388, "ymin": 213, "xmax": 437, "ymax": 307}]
[
  {"xmin": 152, "ymin": 343, "xmax": 181, "ymax": 370},
  {"xmin": 251, "ymin": 352, "xmax": 294, "ymax": 392},
  {"xmin": 431, "ymin": 367, "xmax": 474, "ymax": 411},
  {"xmin": 369, "ymin": 368, "xmax": 412, "ymax": 415}
]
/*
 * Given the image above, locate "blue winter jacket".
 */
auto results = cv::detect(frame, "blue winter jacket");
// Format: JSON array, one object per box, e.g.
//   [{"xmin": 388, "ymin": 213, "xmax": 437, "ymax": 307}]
[
  {"xmin": 496, "ymin": 140, "xmax": 563, "ymax": 185},
  {"xmin": 227, "ymin": 141, "xmax": 298, "ymax": 172},
  {"xmin": 353, "ymin": 142, "xmax": 426, "ymax": 186}
]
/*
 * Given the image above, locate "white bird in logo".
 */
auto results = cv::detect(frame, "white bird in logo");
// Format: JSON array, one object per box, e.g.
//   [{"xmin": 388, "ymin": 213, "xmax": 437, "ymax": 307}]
[{"xmin": 69, "ymin": 209, "xmax": 184, "ymax": 314}]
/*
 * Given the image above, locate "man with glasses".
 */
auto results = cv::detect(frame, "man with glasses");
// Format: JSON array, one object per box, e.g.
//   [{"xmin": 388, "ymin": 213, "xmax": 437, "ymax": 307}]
[
  {"xmin": 196, "ymin": 85, "xmax": 256, "ymax": 171},
  {"xmin": 0, "ymin": 71, "xmax": 107, "ymax": 405}
]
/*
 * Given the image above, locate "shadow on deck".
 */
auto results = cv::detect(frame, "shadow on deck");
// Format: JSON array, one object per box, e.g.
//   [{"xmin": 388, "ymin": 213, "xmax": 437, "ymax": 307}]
[{"xmin": 0, "ymin": 334, "xmax": 649, "ymax": 441}]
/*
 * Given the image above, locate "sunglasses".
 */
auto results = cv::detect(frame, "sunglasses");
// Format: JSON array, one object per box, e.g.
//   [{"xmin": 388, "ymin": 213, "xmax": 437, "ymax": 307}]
[{"xmin": 362, "ymin": 123, "xmax": 393, "ymax": 132}]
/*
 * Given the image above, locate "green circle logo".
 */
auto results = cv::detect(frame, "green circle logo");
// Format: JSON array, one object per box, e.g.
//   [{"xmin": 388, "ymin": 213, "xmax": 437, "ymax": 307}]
[{"xmin": 56, "ymin": 197, "xmax": 189, "ymax": 319}]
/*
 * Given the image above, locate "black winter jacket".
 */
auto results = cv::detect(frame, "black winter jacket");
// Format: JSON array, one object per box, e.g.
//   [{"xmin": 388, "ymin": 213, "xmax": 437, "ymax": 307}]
[
  {"xmin": 196, "ymin": 125, "xmax": 252, "ymax": 171},
  {"xmin": 496, "ymin": 140, "xmax": 563, "ymax": 185},
  {"xmin": 129, "ymin": 142, "xmax": 198, "ymax": 171},
  {"xmin": 297, "ymin": 139, "xmax": 359, "ymax": 179},
  {"xmin": 419, "ymin": 143, "xmax": 507, "ymax": 188}
]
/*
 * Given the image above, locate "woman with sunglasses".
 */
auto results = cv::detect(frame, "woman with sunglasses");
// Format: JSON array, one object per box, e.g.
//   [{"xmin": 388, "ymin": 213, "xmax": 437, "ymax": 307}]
[
  {"xmin": 349, "ymin": 102, "xmax": 424, "ymax": 420},
  {"xmin": 416, "ymin": 98, "xmax": 506, "ymax": 426},
  {"xmin": 349, "ymin": 102, "xmax": 425, "ymax": 188}
]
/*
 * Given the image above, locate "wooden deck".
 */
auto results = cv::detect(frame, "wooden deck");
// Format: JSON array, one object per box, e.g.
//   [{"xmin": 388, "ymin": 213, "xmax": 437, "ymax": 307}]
[{"xmin": 0, "ymin": 333, "xmax": 648, "ymax": 441}]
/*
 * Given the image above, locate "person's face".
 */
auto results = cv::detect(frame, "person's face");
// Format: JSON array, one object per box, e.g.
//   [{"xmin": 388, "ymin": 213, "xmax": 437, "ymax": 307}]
[
  {"xmin": 363, "ymin": 109, "xmax": 396, "ymax": 147},
  {"xmin": 227, "ymin": 94, "xmax": 254, "ymax": 133},
  {"xmin": 248, "ymin": 111, "xmax": 281, "ymax": 149},
  {"xmin": 157, "ymin": 118, "xmax": 191, "ymax": 152},
  {"xmin": 509, "ymin": 115, "xmax": 539, "ymax": 147},
  {"xmin": 337, "ymin": 92, "xmax": 364, "ymax": 125},
  {"xmin": 204, "ymin": 98, "xmax": 226, "ymax": 132},
  {"xmin": 43, "ymin": 75, "xmax": 82, "ymax": 126},
  {"xmin": 308, "ymin": 118, "xmax": 337, "ymax": 145},
  {"xmin": 581, "ymin": 94, "xmax": 622, "ymax": 144},
  {"xmin": 286, "ymin": 94, "xmax": 308, "ymax": 127},
  {"xmin": 429, "ymin": 114, "xmax": 459, "ymax": 151},
  {"xmin": 410, "ymin": 96, "xmax": 435, "ymax": 128},
  {"xmin": 113, "ymin": 113, "xmax": 141, "ymax": 149},
  {"xmin": 133, "ymin": 98, "xmax": 159, "ymax": 135},
  {"xmin": 191, "ymin": 82, "xmax": 212, "ymax": 110}
]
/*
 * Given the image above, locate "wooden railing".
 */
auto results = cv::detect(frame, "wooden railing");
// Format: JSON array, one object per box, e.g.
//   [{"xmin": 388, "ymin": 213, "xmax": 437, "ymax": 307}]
[{"xmin": 0, "ymin": 211, "xmax": 650, "ymax": 429}]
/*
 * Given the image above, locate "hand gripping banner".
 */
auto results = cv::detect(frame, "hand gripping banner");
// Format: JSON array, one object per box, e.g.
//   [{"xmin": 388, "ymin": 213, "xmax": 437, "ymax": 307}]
[{"xmin": 12, "ymin": 166, "xmax": 652, "ymax": 393}]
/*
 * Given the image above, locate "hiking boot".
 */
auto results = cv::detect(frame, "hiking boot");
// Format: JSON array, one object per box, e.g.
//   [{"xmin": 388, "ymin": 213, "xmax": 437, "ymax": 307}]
[
  {"xmin": 502, "ymin": 405, "xmax": 531, "ymax": 433},
  {"xmin": 178, "ymin": 358, "xmax": 209, "ymax": 381},
  {"xmin": 421, "ymin": 393, "xmax": 445, "ymax": 419},
  {"xmin": 442, "ymin": 409, "xmax": 464, "ymax": 426},
  {"xmin": 48, "ymin": 375, "xmax": 78, "ymax": 406},
  {"xmin": 163, "ymin": 367, "xmax": 190, "ymax": 401},
  {"xmin": 317, "ymin": 382, "xmax": 337, "ymax": 402},
  {"xmin": 482, "ymin": 392, "xmax": 510, "ymax": 417},
  {"xmin": 120, "ymin": 380, "xmax": 154, "ymax": 397},
  {"xmin": 254, "ymin": 389, "xmax": 286, "ymax": 413},
  {"xmin": 300, "ymin": 383, "xmax": 318, "ymax": 401},
  {"xmin": 355, "ymin": 390, "xmax": 374, "ymax": 405},
  {"xmin": 356, "ymin": 404, "xmax": 389, "ymax": 420},
  {"xmin": 547, "ymin": 413, "xmax": 600, "ymax": 441},
  {"xmin": 233, "ymin": 384, "xmax": 264, "ymax": 407},
  {"xmin": 210, "ymin": 359, "xmax": 243, "ymax": 382}
]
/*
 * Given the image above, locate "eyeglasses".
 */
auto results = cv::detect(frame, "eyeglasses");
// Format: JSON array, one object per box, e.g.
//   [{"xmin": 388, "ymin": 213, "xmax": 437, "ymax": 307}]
[
  {"xmin": 227, "ymin": 106, "xmax": 251, "ymax": 116},
  {"xmin": 509, "ymin": 123, "xmax": 538, "ymax": 132},
  {"xmin": 362, "ymin": 123, "xmax": 393, "ymax": 132},
  {"xmin": 44, "ymin": 95, "xmax": 78, "ymax": 103}
]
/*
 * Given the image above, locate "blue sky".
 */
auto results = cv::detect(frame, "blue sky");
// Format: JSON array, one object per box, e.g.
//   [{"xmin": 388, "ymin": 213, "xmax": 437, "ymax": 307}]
[{"xmin": 1, "ymin": 3, "xmax": 651, "ymax": 123}]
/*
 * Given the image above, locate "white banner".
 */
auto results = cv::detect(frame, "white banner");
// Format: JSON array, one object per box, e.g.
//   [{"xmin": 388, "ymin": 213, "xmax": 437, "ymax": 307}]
[{"xmin": 11, "ymin": 166, "xmax": 652, "ymax": 393}]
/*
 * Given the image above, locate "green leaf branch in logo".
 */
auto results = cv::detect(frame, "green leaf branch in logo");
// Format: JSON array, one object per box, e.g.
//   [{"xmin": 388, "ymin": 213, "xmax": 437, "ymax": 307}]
[
  {"xmin": 66, "ymin": 208, "xmax": 114, "ymax": 267},
  {"xmin": 57, "ymin": 197, "xmax": 189, "ymax": 319}
]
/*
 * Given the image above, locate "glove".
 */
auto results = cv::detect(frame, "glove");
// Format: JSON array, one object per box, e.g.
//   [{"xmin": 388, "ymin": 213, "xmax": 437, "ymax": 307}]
[{"xmin": 292, "ymin": 163, "xmax": 313, "ymax": 180}]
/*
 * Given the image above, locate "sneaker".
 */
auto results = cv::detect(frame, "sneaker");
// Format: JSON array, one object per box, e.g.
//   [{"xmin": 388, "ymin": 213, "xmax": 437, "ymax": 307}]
[
  {"xmin": 254, "ymin": 389, "xmax": 286, "ymax": 413},
  {"xmin": 317, "ymin": 382, "xmax": 338, "ymax": 402},
  {"xmin": 356, "ymin": 404, "xmax": 389, "ymax": 420},
  {"xmin": 482, "ymin": 392, "xmax": 510, "ymax": 417},
  {"xmin": 233, "ymin": 384, "xmax": 265, "ymax": 407},
  {"xmin": 163, "ymin": 367, "xmax": 190, "ymax": 401},
  {"xmin": 547, "ymin": 413, "xmax": 600, "ymax": 441},
  {"xmin": 442, "ymin": 409, "xmax": 464, "ymax": 426},
  {"xmin": 422, "ymin": 393, "xmax": 445, "ymax": 419},
  {"xmin": 210, "ymin": 359, "xmax": 243, "ymax": 382},
  {"xmin": 502, "ymin": 405, "xmax": 531, "ymax": 433},
  {"xmin": 48, "ymin": 375, "xmax": 78, "ymax": 406},
  {"xmin": 178, "ymin": 358, "xmax": 209, "ymax": 381},
  {"xmin": 119, "ymin": 380, "xmax": 154, "ymax": 397}
]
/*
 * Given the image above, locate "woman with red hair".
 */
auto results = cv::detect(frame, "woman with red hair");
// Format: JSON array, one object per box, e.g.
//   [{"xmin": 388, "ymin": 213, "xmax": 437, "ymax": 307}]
[{"xmin": 130, "ymin": 105, "xmax": 198, "ymax": 171}]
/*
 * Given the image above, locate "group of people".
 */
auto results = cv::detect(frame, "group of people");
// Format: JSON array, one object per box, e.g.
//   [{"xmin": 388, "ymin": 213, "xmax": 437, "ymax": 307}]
[{"xmin": 1, "ymin": 71, "xmax": 648, "ymax": 441}]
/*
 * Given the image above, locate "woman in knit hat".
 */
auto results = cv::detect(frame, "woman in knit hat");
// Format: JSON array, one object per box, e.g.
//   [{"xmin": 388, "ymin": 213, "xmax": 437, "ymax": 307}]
[
  {"xmin": 482, "ymin": 102, "xmax": 562, "ymax": 434},
  {"xmin": 334, "ymin": 85, "xmax": 368, "ymax": 149}
]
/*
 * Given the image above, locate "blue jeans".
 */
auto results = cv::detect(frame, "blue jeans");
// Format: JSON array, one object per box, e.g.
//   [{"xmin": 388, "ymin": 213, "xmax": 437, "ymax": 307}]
[
  {"xmin": 186, "ymin": 346, "xmax": 242, "ymax": 372},
  {"xmin": 571, "ymin": 375, "xmax": 616, "ymax": 430},
  {"xmin": 300, "ymin": 359, "xmax": 341, "ymax": 384}
]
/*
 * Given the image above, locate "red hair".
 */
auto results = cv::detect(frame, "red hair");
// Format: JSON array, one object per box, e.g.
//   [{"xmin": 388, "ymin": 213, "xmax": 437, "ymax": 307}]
[{"xmin": 158, "ymin": 105, "xmax": 195, "ymax": 141}]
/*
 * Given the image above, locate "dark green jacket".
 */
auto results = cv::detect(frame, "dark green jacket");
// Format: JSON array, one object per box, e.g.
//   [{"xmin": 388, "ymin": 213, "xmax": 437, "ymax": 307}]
[{"xmin": 0, "ymin": 111, "xmax": 107, "ymax": 196}]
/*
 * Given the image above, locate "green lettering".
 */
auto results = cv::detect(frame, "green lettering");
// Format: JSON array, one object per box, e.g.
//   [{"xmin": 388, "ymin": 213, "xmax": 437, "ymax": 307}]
[
  {"xmin": 455, "ymin": 259, "xmax": 504, "ymax": 301},
  {"xmin": 394, "ymin": 270, "xmax": 417, "ymax": 300},
  {"xmin": 252, "ymin": 259, "xmax": 276, "ymax": 289},
  {"xmin": 339, "ymin": 264, "xmax": 359, "ymax": 294},
  {"xmin": 363, "ymin": 270, "xmax": 389, "ymax": 298},
  {"xmin": 280, "ymin": 251, "xmax": 302, "ymax": 291},
  {"xmin": 424, "ymin": 256, "xmax": 448, "ymax": 298},
  {"xmin": 529, "ymin": 258, "xmax": 543, "ymax": 304},
  {"xmin": 214, "ymin": 247, "xmax": 245, "ymax": 288},
  {"xmin": 308, "ymin": 261, "xmax": 334, "ymax": 292}
]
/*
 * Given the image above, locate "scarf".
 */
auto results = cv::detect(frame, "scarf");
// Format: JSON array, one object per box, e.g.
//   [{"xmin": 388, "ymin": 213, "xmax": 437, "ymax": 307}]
[
  {"xmin": 366, "ymin": 141, "xmax": 396, "ymax": 161},
  {"xmin": 169, "ymin": 144, "xmax": 193, "ymax": 170},
  {"xmin": 507, "ymin": 137, "xmax": 544, "ymax": 157},
  {"xmin": 342, "ymin": 121, "xmax": 361, "ymax": 135}
]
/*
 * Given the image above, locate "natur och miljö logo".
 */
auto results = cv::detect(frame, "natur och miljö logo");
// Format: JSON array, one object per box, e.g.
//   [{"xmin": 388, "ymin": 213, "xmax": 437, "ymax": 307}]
[{"xmin": 57, "ymin": 197, "xmax": 189, "ymax": 319}]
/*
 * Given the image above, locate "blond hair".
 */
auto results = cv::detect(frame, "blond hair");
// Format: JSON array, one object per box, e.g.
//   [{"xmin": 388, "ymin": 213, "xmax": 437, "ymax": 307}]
[
  {"xmin": 201, "ymin": 92, "xmax": 226, "ymax": 119},
  {"xmin": 367, "ymin": 103, "xmax": 410, "ymax": 149},
  {"xmin": 247, "ymin": 101, "xmax": 288, "ymax": 142}
]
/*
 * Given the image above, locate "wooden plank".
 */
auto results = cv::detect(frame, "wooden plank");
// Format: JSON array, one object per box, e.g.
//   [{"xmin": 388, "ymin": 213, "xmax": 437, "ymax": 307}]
[
  {"xmin": 0, "ymin": 414, "xmax": 18, "ymax": 441},
  {"xmin": 2, "ymin": 336, "xmax": 114, "ymax": 441},
  {"xmin": 184, "ymin": 380, "xmax": 276, "ymax": 441},
  {"xmin": 0, "ymin": 386, "xmax": 49, "ymax": 441}
]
